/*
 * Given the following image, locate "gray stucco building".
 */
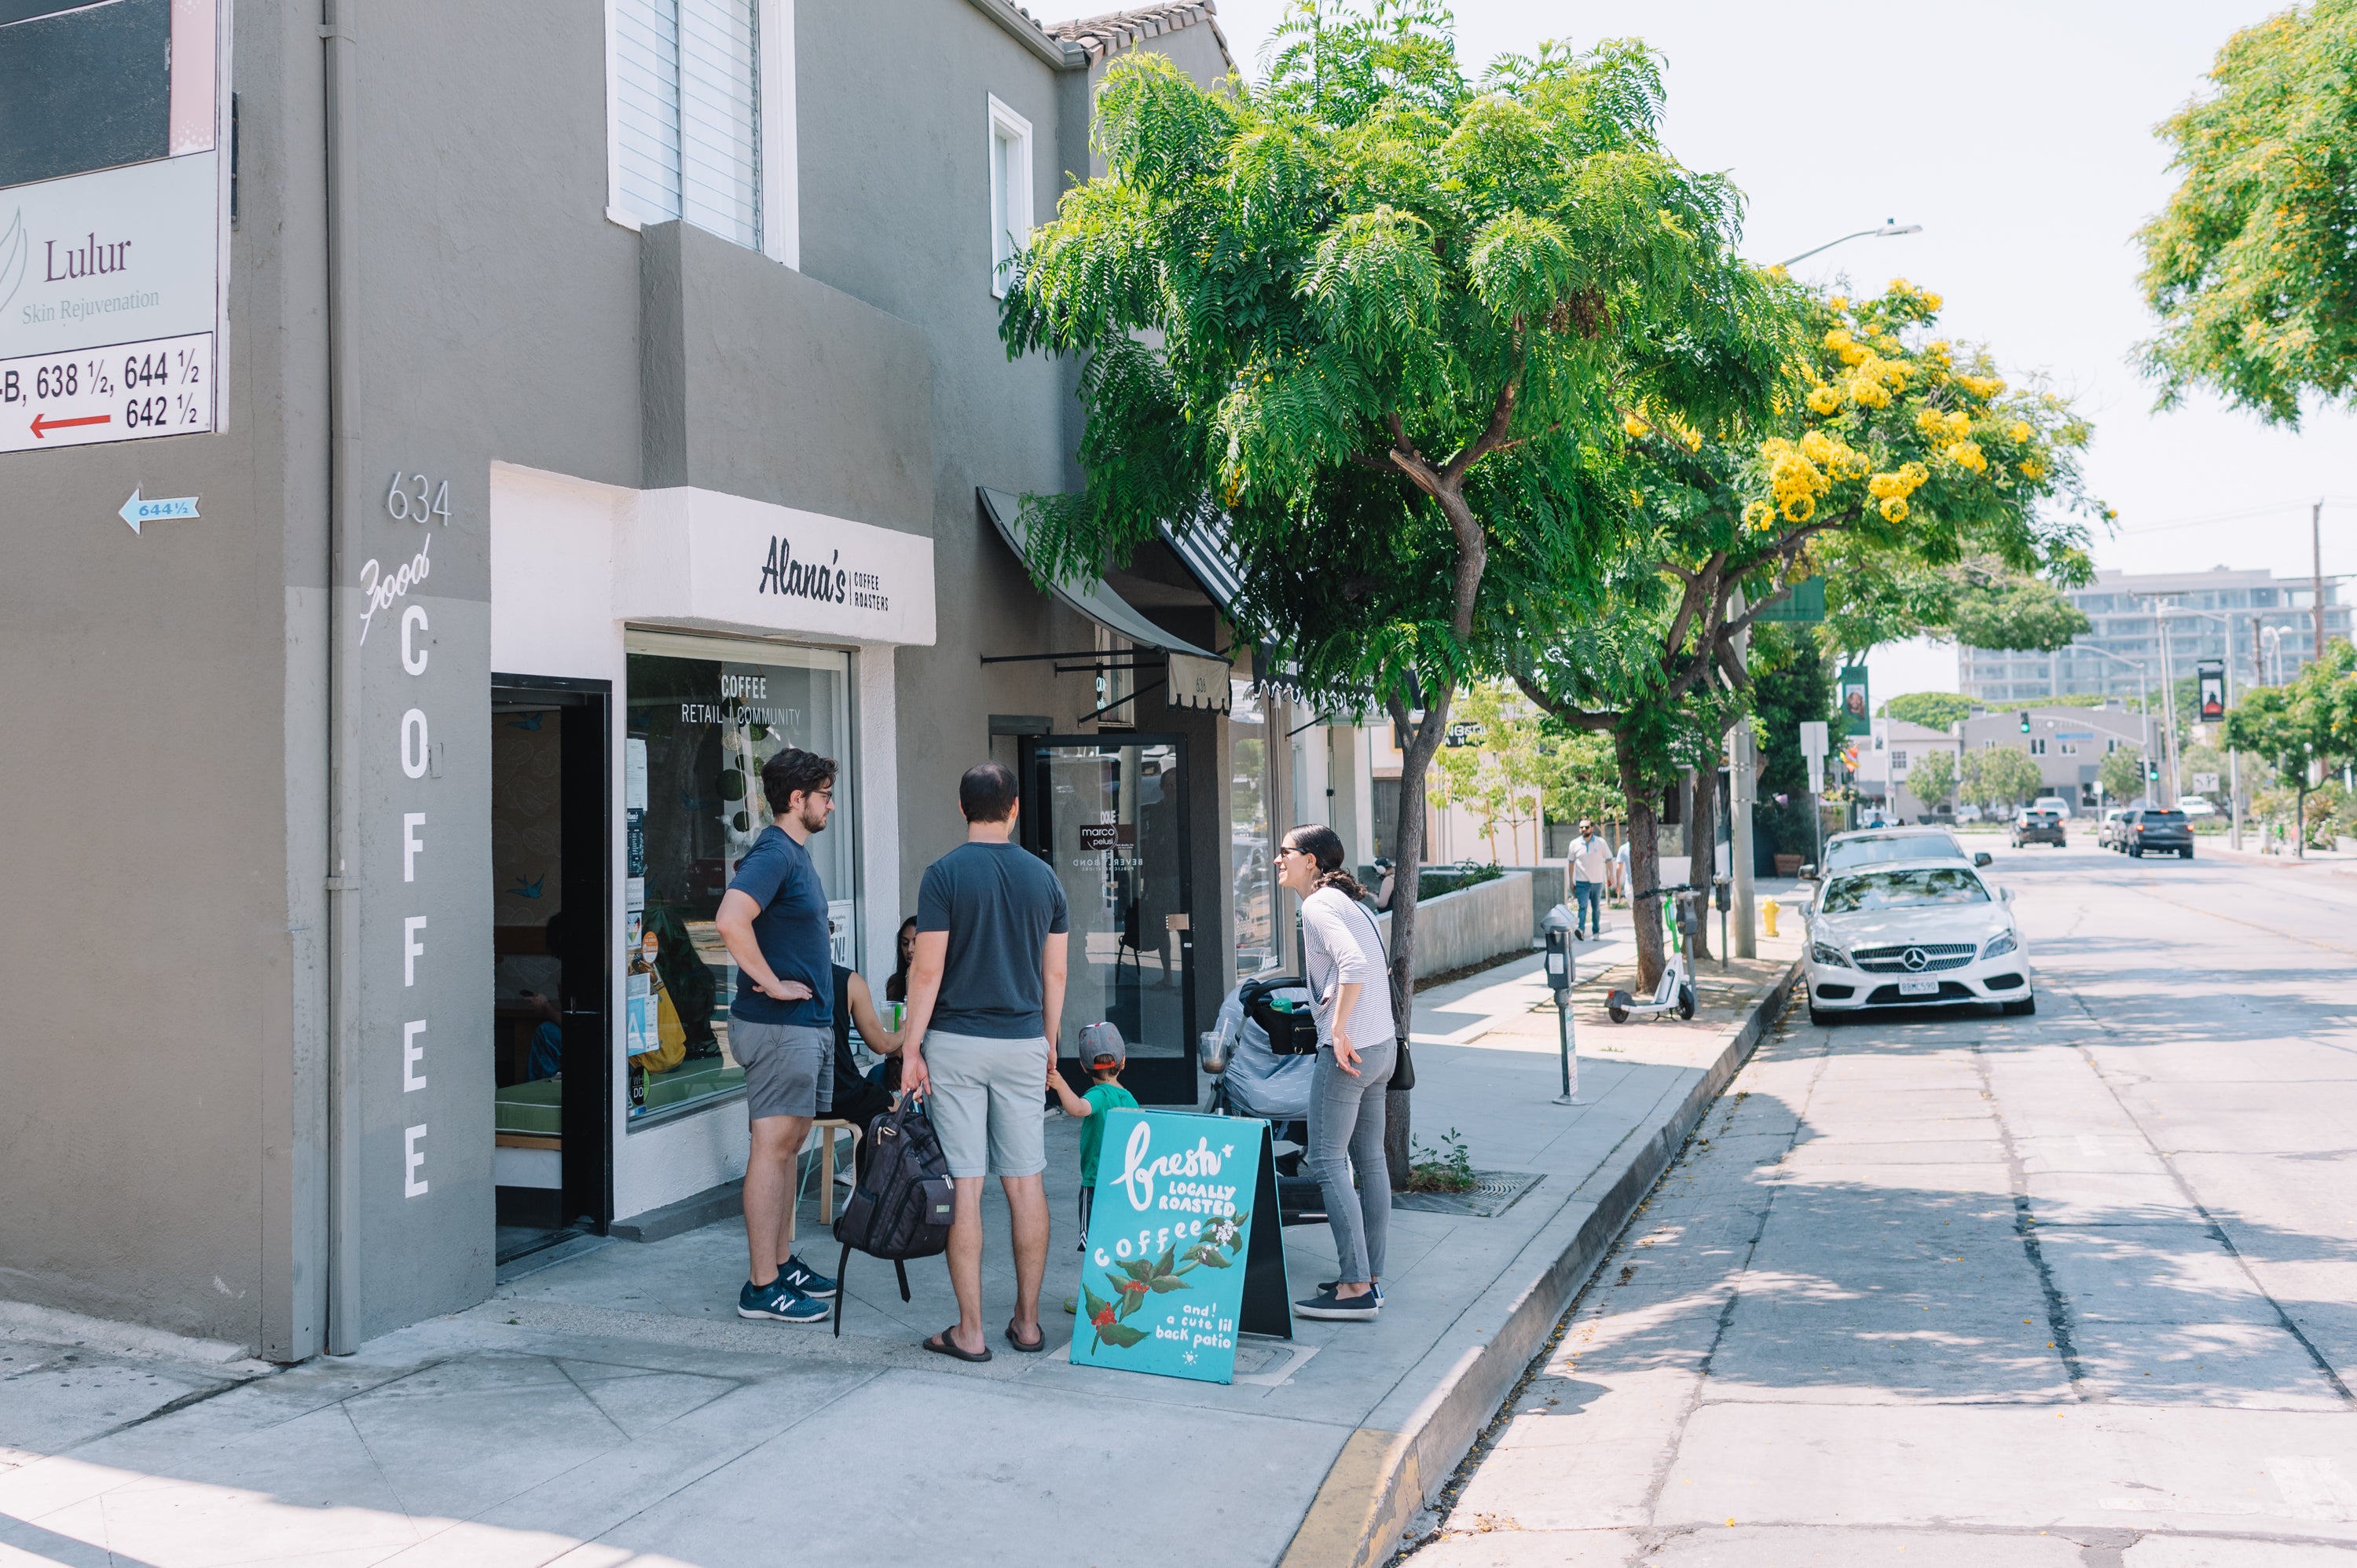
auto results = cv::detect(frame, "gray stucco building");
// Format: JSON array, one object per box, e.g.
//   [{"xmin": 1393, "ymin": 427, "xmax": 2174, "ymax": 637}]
[{"xmin": 0, "ymin": 0, "xmax": 1347, "ymax": 1362}]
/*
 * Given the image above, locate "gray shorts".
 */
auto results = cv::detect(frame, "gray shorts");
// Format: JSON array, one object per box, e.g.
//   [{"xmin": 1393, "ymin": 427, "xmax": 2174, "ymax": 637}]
[
  {"xmin": 732, "ymin": 1020, "xmax": 832, "ymax": 1122},
  {"xmin": 924, "ymin": 1031, "xmax": 1049, "ymax": 1178}
]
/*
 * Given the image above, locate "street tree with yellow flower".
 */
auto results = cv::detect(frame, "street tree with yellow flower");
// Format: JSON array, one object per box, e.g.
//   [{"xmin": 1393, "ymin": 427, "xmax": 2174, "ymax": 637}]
[{"xmin": 1516, "ymin": 277, "xmax": 2099, "ymax": 987}]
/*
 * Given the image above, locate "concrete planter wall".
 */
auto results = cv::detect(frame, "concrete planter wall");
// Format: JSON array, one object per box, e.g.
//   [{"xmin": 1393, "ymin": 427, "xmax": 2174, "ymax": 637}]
[{"xmin": 1374, "ymin": 870, "xmax": 1536, "ymax": 981}]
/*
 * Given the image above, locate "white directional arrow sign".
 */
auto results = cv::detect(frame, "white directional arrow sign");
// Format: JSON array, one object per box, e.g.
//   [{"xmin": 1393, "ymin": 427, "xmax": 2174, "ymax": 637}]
[{"xmin": 119, "ymin": 489, "xmax": 201, "ymax": 533}]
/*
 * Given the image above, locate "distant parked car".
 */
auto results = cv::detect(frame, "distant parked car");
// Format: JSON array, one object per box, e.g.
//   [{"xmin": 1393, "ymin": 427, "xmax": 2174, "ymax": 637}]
[
  {"xmin": 1953, "ymin": 804, "xmax": 1985, "ymax": 824},
  {"xmin": 2121, "ymin": 807, "xmax": 2194, "ymax": 859},
  {"xmin": 2011, "ymin": 807, "xmax": 2066, "ymax": 848},
  {"xmin": 2096, "ymin": 808, "xmax": 2127, "ymax": 849},
  {"xmin": 2032, "ymin": 795, "xmax": 2075, "ymax": 819},
  {"xmin": 2176, "ymin": 794, "xmax": 2218, "ymax": 819}
]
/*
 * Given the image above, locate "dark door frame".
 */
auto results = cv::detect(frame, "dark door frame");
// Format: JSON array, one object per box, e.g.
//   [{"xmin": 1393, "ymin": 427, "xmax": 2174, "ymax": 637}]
[
  {"xmin": 1020, "ymin": 732, "xmax": 1197, "ymax": 1105},
  {"xmin": 491, "ymin": 674, "xmax": 614, "ymax": 1233}
]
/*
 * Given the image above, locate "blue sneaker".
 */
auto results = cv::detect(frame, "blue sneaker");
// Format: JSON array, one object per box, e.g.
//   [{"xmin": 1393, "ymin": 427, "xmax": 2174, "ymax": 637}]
[
  {"xmin": 738, "ymin": 1277, "xmax": 827, "ymax": 1324},
  {"xmin": 778, "ymin": 1253, "xmax": 838, "ymax": 1299}
]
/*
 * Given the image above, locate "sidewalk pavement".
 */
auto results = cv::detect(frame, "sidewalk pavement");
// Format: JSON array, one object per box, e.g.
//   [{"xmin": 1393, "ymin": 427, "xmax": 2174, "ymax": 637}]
[{"xmin": 0, "ymin": 921, "xmax": 1799, "ymax": 1568}]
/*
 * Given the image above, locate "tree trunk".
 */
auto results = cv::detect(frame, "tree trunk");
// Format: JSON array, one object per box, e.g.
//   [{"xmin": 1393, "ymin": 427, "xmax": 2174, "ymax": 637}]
[
  {"xmin": 1616, "ymin": 733, "xmax": 1666, "ymax": 991},
  {"xmin": 1686, "ymin": 764, "xmax": 1714, "ymax": 962},
  {"xmin": 1381, "ymin": 690, "xmax": 1453, "ymax": 1188}
]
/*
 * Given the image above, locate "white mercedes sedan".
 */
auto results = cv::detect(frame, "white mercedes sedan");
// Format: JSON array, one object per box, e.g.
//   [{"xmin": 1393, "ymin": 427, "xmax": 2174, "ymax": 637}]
[{"xmin": 1802, "ymin": 859, "xmax": 2033, "ymax": 1024}]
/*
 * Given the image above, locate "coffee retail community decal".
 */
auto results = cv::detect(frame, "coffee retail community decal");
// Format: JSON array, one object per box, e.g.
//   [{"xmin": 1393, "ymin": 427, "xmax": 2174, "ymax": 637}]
[{"xmin": 1072, "ymin": 1109, "xmax": 1292, "ymax": 1385}]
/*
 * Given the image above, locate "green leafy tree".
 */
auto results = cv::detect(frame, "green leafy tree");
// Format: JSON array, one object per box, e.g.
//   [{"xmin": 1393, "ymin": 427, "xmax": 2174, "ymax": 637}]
[
  {"xmin": 2138, "ymin": 0, "xmax": 2357, "ymax": 424},
  {"xmin": 1516, "ymin": 280, "xmax": 2095, "ymax": 983},
  {"xmin": 1907, "ymin": 749, "xmax": 1958, "ymax": 813},
  {"xmin": 1882, "ymin": 691, "xmax": 1976, "ymax": 730},
  {"xmin": 1534, "ymin": 721, "xmax": 1623, "ymax": 826},
  {"xmin": 1951, "ymin": 569, "xmax": 2091, "ymax": 652},
  {"xmin": 2225, "ymin": 640, "xmax": 2357, "ymax": 852},
  {"xmin": 1429, "ymin": 682, "xmax": 1548, "ymax": 863},
  {"xmin": 2099, "ymin": 746, "xmax": 2152, "ymax": 804},
  {"xmin": 1000, "ymin": 4, "xmax": 1766, "ymax": 1035},
  {"xmin": 1961, "ymin": 746, "xmax": 2045, "ymax": 811}
]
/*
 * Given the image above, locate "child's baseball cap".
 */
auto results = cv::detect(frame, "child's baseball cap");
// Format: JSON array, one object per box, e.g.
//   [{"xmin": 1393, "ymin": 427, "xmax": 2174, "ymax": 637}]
[{"xmin": 1077, "ymin": 1022, "xmax": 1126, "ymax": 1070}]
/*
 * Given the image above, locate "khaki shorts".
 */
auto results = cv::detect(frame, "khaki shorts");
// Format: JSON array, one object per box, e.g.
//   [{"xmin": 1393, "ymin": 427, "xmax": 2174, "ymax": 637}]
[
  {"xmin": 732, "ymin": 1021, "xmax": 831, "ymax": 1122},
  {"xmin": 923, "ymin": 1032, "xmax": 1050, "ymax": 1178}
]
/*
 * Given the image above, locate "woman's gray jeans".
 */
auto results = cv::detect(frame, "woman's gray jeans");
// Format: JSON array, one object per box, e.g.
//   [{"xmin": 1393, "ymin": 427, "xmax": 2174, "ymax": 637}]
[{"xmin": 1306, "ymin": 1035, "xmax": 1396, "ymax": 1285}]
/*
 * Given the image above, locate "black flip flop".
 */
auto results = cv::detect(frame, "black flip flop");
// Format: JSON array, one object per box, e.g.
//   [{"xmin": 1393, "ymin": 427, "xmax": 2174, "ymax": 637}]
[
  {"xmin": 922, "ymin": 1328, "xmax": 992, "ymax": 1364},
  {"xmin": 1004, "ymin": 1321, "xmax": 1047, "ymax": 1354}
]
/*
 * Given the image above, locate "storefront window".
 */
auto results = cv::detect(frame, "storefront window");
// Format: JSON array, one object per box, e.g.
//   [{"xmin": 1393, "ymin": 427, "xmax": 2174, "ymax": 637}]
[
  {"xmin": 625, "ymin": 634, "xmax": 856, "ymax": 1123},
  {"xmin": 1230, "ymin": 680, "xmax": 1277, "ymax": 980}
]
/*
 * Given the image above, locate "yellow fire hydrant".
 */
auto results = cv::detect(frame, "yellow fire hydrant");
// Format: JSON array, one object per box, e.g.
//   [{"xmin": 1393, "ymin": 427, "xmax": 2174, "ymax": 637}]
[{"xmin": 1761, "ymin": 897, "xmax": 1780, "ymax": 938}]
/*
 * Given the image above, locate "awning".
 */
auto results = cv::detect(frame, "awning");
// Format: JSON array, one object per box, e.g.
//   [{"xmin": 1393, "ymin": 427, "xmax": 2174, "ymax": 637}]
[
  {"xmin": 1157, "ymin": 501, "xmax": 1244, "ymax": 615},
  {"xmin": 977, "ymin": 488, "xmax": 1233, "ymax": 711}
]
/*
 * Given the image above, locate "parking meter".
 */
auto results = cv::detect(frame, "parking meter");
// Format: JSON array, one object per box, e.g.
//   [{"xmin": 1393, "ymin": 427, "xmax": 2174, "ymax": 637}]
[
  {"xmin": 1541, "ymin": 903, "xmax": 1575, "ymax": 999},
  {"xmin": 1712, "ymin": 874, "xmax": 1732, "ymax": 968},
  {"xmin": 1538, "ymin": 903, "xmax": 1579, "ymax": 1103}
]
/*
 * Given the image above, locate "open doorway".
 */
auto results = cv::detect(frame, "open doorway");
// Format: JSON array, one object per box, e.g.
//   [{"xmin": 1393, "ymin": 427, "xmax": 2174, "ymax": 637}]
[{"xmin": 489, "ymin": 677, "xmax": 612, "ymax": 1264}]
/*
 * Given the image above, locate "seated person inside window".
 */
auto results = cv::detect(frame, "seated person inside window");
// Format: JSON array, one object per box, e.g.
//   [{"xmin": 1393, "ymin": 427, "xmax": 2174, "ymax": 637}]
[{"xmin": 830, "ymin": 962, "xmax": 903, "ymax": 1178}]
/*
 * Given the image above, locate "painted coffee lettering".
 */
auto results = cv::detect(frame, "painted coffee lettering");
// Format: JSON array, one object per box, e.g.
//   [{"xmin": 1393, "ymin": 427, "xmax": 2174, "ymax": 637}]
[{"xmin": 357, "ymin": 533, "xmax": 433, "ymax": 644}]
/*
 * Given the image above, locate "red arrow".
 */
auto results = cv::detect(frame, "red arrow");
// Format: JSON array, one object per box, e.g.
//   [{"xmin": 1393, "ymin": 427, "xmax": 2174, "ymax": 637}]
[{"xmin": 31, "ymin": 411, "xmax": 110, "ymax": 438}]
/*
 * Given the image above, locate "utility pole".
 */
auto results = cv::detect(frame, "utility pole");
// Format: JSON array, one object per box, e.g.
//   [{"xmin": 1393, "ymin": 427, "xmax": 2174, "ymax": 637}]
[
  {"xmin": 2315, "ymin": 497, "xmax": 2327, "ymax": 667},
  {"xmin": 1728, "ymin": 590, "xmax": 1756, "ymax": 958}
]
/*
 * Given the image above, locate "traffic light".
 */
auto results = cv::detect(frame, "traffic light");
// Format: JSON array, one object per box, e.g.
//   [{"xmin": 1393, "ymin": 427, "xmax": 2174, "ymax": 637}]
[
  {"xmin": 2147, "ymin": 760, "xmax": 2160, "ymax": 783},
  {"xmin": 2018, "ymin": 710, "xmax": 2031, "ymax": 734}
]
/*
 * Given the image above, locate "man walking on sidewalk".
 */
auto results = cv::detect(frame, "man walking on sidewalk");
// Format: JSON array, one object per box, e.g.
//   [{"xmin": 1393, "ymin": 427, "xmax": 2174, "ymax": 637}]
[
  {"xmin": 899, "ymin": 762, "xmax": 1069, "ymax": 1361},
  {"xmin": 1569, "ymin": 819, "xmax": 1611, "ymax": 940},
  {"xmin": 714, "ymin": 746, "xmax": 841, "ymax": 1325}
]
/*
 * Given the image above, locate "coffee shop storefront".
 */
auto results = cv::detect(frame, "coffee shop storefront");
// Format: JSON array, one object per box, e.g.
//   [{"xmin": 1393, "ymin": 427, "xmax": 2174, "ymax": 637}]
[{"xmin": 486, "ymin": 463, "xmax": 933, "ymax": 1254}]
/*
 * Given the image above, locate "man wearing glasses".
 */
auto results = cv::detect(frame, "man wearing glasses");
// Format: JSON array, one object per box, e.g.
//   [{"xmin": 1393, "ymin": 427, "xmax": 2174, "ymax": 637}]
[{"xmin": 714, "ymin": 746, "xmax": 841, "ymax": 1324}]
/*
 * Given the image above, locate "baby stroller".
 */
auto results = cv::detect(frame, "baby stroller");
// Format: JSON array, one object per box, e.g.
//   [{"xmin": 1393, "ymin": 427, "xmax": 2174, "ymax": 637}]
[{"xmin": 1204, "ymin": 974, "xmax": 1328, "ymax": 1224}]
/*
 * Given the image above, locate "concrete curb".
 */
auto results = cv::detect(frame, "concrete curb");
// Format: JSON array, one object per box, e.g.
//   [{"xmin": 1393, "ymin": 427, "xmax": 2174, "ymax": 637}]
[{"xmin": 1276, "ymin": 957, "xmax": 1802, "ymax": 1568}]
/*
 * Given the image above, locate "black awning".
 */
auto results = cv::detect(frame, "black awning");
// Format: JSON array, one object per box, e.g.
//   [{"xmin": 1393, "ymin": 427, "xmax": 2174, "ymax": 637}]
[{"xmin": 977, "ymin": 487, "xmax": 1230, "ymax": 676}]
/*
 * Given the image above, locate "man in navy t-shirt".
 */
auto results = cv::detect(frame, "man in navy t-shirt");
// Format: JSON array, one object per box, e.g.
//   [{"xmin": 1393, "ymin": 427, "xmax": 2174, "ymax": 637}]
[
  {"xmin": 900, "ymin": 761, "xmax": 1069, "ymax": 1362},
  {"xmin": 714, "ymin": 746, "xmax": 841, "ymax": 1326}
]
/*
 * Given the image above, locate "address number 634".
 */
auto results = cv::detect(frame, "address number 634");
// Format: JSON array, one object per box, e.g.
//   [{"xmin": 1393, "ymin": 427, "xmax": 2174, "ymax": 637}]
[{"xmin": 386, "ymin": 471, "xmax": 452, "ymax": 526}]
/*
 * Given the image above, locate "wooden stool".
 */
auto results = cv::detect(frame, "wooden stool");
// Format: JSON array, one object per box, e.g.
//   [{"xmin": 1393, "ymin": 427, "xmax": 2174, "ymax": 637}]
[{"xmin": 805, "ymin": 1118, "xmax": 862, "ymax": 1225}]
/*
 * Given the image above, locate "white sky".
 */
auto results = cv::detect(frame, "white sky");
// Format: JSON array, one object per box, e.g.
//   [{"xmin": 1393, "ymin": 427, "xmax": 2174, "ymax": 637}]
[{"xmin": 1204, "ymin": 0, "xmax": 2357, "ymax": 699}]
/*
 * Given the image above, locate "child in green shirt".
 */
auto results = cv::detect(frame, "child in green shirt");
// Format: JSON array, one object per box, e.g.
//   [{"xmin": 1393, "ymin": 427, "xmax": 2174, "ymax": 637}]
[{"xmin": 1048, "ymin": 1021, "xmax": 1138, "ymax": 1243}]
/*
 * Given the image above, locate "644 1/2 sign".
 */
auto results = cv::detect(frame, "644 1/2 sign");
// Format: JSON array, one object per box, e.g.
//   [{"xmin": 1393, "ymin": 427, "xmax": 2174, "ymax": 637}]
[{"xmin": 0, "ymin": 332, "xmax": 214, "ymax": 454}]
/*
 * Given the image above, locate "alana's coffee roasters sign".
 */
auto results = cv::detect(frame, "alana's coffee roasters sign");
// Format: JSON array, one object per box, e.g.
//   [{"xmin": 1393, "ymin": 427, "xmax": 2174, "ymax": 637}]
[{"xmin": 618, "ymin": 487, "xmax": 937, "ymax": 647}]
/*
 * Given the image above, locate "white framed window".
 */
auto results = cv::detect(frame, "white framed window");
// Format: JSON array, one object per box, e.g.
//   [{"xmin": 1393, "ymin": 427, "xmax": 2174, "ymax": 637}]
[
  {"xmin": 2030, "ymin": 738, "xmax": 2047, "ymax": 756},
  {"xmin": 1891, "ymin": 750, "xmax": 1908, "ymax": 772},
  {"xmin": 607, "ymin": 0, "xmax": 798, "ymax": 266},
  {"xmin": 988, "ymin": 94, "xmax": 1033, "ymax": 297}
]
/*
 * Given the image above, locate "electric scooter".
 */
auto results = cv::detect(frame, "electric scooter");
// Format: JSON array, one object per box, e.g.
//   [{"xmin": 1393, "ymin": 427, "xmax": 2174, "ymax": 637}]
[{"xmin": 1605, "ymin": 885, "xmax": 1700, "ymax": 1024}]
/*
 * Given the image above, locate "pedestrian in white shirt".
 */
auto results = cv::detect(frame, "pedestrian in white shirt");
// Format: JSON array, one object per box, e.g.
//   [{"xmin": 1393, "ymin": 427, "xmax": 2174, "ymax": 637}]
[
  {"xmin": 1274, "ymin": 823, "xmax": 1395, "ymax": 1322},
  {"xmin": 1567, "ymin": 820, "xmax": 1611, "ymax": 940}
]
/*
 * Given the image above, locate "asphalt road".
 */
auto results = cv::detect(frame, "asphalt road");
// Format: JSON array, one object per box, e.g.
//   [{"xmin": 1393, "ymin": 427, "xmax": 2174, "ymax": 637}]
[{"xmin": 1407, "ymin": 837, "xmax": 2357, "ymax": 1567}]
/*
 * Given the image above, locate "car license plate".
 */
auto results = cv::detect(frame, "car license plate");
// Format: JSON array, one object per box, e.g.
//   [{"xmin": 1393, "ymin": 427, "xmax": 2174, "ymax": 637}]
[{"xmin": 1897, "ymin": 979, "xmax": 1940, "ymax": 997}]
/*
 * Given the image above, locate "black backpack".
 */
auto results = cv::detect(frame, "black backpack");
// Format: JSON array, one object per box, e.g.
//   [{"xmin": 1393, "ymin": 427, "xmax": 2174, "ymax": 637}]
[{"xmin": 830, "ymin": 1097, "xmax": 955, "ymax": 1335}]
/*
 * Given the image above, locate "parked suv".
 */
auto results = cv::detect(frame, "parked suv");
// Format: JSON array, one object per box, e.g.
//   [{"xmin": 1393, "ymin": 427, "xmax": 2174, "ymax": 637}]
[
  {"xmin": 2096, "ymin": 808, "xmax": 2127, "ymax": 849},
  {"xmin": 2011, "ymin": 807, "xmax": 2066, "ymax": 848},
  {"xmin": 2122, "ymin": 807, "xmax": 2194, "ymax": 859}
]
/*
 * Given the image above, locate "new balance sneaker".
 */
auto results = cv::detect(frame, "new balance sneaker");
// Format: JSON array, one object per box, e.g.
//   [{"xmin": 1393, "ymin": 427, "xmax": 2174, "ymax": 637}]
[
  {"xmin": 777, "ymin": 1253, "xmax": 838, "ymax": 1299},
  {"xmin": 1317, "ymin": 1280, "xmax": 1384, "ymax": 1302},
  {"xmin": 1295, "ymin": 1286, "xmax": 1380, "ymax": 1321},
  {"xmin": 738, "ymin": 1277, "xmax": 828, "ymax": 1324}
]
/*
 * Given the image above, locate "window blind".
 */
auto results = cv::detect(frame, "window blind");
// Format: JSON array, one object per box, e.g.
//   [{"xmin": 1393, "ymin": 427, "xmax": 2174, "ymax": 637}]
[{"xmin": 614, "ymin": 0, "xmax": 761, "ymax": 251}]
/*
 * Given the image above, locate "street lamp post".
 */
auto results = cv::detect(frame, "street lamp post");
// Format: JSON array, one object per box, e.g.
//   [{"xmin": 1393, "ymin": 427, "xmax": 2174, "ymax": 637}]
[
  {"xmin": 1777, "ymin": 220, "xmax": 1924, "ymax": 269},
  {"xmin": 2142, "ymin": 598, "xmax": 2186, "ymax": 806},
  {"xmin": 2071, "ymin": 643, "xmax": 2151, "ymax": 798}
]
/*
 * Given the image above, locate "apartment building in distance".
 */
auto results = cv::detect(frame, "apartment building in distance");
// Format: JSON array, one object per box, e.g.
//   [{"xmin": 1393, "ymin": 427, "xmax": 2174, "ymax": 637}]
[{"xmin": 1962, "ymin": 566, "xmax": 2350, "ymax": 705}]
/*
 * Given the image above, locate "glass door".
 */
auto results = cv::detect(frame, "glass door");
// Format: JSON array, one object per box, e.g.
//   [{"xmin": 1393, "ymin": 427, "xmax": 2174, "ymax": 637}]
[{"xmin": 1023, "ymin": 735, "xmax": 1195, "ymax": 1105}]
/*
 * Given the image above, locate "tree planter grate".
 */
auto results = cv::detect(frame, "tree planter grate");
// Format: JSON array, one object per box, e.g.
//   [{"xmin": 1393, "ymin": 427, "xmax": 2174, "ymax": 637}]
[{"xmin": 1392, "ymin": 1170, "xmax": 1545, "ymax": 1217}]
